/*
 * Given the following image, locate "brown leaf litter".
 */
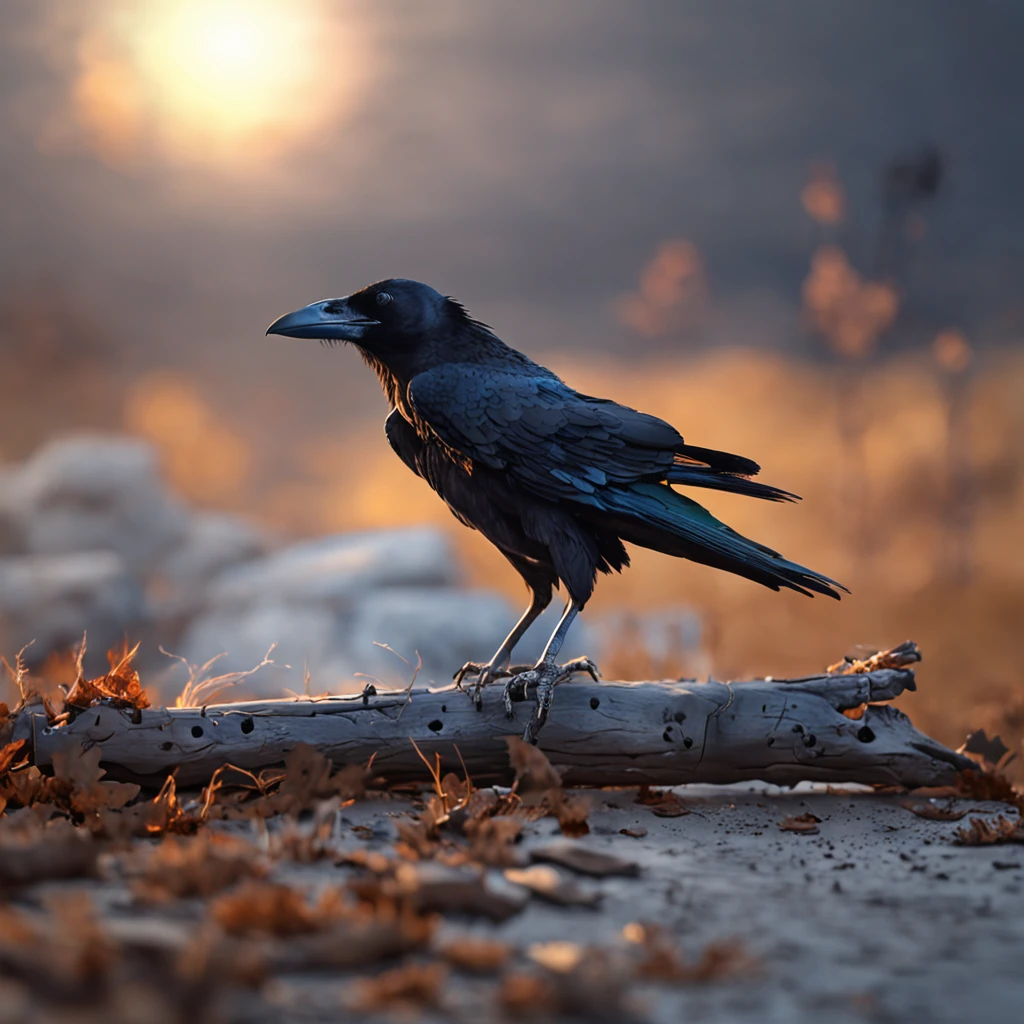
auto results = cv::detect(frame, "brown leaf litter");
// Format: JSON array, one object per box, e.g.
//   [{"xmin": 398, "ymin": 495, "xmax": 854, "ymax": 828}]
[
  {"xmin": 439, "ymin": 935, "xmax": 512, "ymax": 973},
  {"xmin": 505, "ymin": 736, "xmax": 592, "ymax": 836},
  {"xmin": 623, "ymin": 922, "xmax": 758, "ymax": 983},
  {"xmin": 350, "ymin": 961, "xmax": 448, "ymax": 1013},
  {"xmin": 635, "ymin": 784, "xmax": 690, "ymax": 817},
  {"xmin": 954, "ymin": 815, "xmax": 1024, "ymax": 846},
  {"xmin": 130, "ymin": 832, "xmax": 266, "ymax": 902},
  {"xmin": 901, "ymin": 800, "xmax": 969, "ymax": 822},
  {"xmin": 778, "ymin": 812, "xmax": 822, "ymax": 834}
]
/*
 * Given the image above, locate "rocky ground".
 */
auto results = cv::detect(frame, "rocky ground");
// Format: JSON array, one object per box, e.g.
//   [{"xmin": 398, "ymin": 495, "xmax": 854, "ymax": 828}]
[{"xmin": 0, "ymin": 434, "xmax": 609, "ymax": 695}]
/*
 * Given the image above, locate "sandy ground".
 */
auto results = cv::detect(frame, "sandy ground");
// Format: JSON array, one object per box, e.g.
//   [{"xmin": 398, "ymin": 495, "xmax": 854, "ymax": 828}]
[{"xmin": 29, "ymin": 783, "xmax": 1024, "ymax": 1024}]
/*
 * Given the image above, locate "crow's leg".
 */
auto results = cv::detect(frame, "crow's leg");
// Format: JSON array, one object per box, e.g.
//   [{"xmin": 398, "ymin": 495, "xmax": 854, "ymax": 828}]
[
  {"xmin": 453, "ymin": 590, "xmax": 549, "ymax": 700},
  {"xmin": 501, "ymin": 600, "xmax": 599, "ymax": 742}
]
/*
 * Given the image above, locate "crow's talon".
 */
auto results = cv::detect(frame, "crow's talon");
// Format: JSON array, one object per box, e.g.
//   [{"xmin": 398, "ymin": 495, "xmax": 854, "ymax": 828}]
[{"xmin": 495, "ymin": 657, "xmax": 601, "ymax": 738}]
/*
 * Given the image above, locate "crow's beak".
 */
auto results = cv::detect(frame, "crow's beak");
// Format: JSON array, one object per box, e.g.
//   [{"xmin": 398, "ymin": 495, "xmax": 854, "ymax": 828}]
[{"xmin": 266, "ymin": 297, "xmax": 379, "ymax": 342}]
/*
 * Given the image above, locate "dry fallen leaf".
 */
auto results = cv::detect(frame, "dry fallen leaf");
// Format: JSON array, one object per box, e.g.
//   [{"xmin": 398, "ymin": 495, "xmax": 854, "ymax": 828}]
[
  {"xmin": 956, "ymin": 768, "xmax": 1024, "ymax": 813},
  {"xmin": 624, "ymin": 921, "xmax": 757, "ymax": 982},
  {"xmin": 499, "ymin": 972, "xmax": 560, "ymax": 1016},
  {"xmin": 636, "ymin": 786, "xmax": 690, "ymax": 817},
  {"xmin": 548, "ymin": 790, "xmax": 592, "ymax": 837},
  {"xmin": 211, "ymin": 881, "xmax": 345, "ymax": 937},
  {"xmin": 529, "ymin": 941, "xmax": 585, "ymax": 973},
  {"xmin": 351, "ymin": 962, "xmax": 448, "ymax": 1013},
  {"xmin": 0, "ymin": 816, "xmax": 99, "ymax": 887},
  {"xmin": 132, "ymin": 832, "xmax": 265, "ymax": 901},
  {"xmin": 901, "ymin": 800, "xmax": 968, "ymax": 822},
  {"xmin": 954, "ymin": 815, "xmax": 1024, "ymax": 846},
  {"xmin": 505, "ymin": 737, "xmax": 564, "ymax": 794},
  {"xmin": 778, "ymin": 813, "xmax": 822, "ymax": 834},
  {"xmin": 440, "ymin": 935, "xmax": 511, "ymax": 973},
  {"xmin": 465, "ymin": 813, "xmax": 524, "ymax": 867},
  {"xmin": 619, "ymin": 827, "xmax": 648, "ymax": 839}
]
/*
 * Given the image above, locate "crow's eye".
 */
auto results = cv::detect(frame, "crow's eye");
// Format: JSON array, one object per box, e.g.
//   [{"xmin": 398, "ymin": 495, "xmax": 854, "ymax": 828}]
[{"xmin": 376, "ymin": 292, "xmax": 393, "ymax": 307}]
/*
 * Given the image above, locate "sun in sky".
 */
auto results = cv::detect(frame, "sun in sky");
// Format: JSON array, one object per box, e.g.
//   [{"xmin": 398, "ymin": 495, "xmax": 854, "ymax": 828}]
[{"xmin": 71, "ymin": 0, "xmax": 367, "ymax": 169}]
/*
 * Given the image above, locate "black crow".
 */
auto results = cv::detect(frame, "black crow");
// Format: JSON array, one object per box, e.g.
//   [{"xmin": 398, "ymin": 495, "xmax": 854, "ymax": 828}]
[{"xmin": 268, "ymin": 279, "xmax": 845, "ymax": 739}]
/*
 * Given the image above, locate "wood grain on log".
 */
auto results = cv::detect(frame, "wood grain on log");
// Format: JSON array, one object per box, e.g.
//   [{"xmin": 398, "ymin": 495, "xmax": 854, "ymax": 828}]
[{"xmin": 23, "ymin": 644, "xmax": 972, "ymax": 789}]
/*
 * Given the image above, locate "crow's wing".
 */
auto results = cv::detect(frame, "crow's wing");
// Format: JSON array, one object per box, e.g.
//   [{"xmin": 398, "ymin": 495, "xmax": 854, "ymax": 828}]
[{"xmin": 406, "ymin": 364, "xmax": 682, "ymax": 505}]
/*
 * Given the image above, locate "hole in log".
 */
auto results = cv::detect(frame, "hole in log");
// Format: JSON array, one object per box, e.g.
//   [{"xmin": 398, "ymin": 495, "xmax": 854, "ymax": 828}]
[
  {"xmin": 683, "ymin": 737, "xmax": 693, "ymax": 749},
  {"xmin": 428, "ymin": 719, "xmax": 443, "ymax": 733},
  {"xmin": 803, "ymin": 734, "xmax": 817, "ymax": 747},
  {"xmin": 441, "ymin": 704, "xmax": 447, "ymax": 713},
  {"xmin": 191, "ymin": 725, "xmax": 204, "ymax": 738},
  {"xmin": 673, "ymin": 710, "xmax": 686, "ymax": 723},
  {"xmin": 857, "ymin": 726, "xmax": 876, "ymax": 743},
  {"xmin": 662, "ymin": 728, "xmax": 672, "ymax": 742},
  {"xmin": 160, "ymin": 741, "xmax": 173, "ymax": 751},
  {"xmin": 590, "ymin": 697, "xmax": 600, "ymax": 710},
  {"xmin": 94, "ymin": 715, "xmax": 101, "ymax": 727},
  {"xmin": 240, "ymin": 717, "xmax": 254, "ymax": 734},
  {"xmin": 767, "ymin": 737, "xmax": 775, "ymax": 747}
]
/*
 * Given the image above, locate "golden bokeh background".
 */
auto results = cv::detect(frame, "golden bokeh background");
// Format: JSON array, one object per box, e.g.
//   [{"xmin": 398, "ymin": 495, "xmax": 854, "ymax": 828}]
[{"xmin": 2, "ymin": 0, "xmax": 1023, "ymax": 757}]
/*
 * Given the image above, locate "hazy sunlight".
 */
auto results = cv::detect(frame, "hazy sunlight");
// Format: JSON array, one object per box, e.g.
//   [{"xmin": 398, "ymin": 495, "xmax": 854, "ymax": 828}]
[{"xmin": 74, "ymin": 0, "xmax": 366, "ymax": 168}]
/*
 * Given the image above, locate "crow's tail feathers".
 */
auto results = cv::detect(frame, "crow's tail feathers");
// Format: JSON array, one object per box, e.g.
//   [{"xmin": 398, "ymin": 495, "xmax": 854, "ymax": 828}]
[
  {"xmin": 668, "ymin": 445, "xmax": 799, "ymax": 502},
  {"xmin": 666, "ymin": 464, "xmax": 799, "ymax": 502},
  {"xmin": 675, "ymin": 443, "xmax": 762, "ymax": 477},
  {"xmin": 594, "ymin": 482, "xmax": 847, "ymax": 599}
]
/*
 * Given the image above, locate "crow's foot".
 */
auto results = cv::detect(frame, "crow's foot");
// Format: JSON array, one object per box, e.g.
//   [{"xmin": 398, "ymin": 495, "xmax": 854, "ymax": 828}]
[
  {"xmin": 502, "ymin": 656, "xmax": 600, "ymax": 742},
  {"xmin": 453, "ymin": 661, "xmax": 533, "ymax": 708}
]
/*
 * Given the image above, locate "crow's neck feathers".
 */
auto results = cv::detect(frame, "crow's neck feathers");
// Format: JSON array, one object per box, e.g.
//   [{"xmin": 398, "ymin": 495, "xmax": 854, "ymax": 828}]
[{"xmin": 360, "ymin": 299, "xmax": 542, "ymax": 411}]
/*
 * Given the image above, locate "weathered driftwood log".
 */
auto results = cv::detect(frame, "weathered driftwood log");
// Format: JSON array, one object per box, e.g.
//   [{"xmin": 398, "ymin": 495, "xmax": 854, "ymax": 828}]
[{"xmin": 21, "ymin": 643, "xmax": 972, "ymax": 789}]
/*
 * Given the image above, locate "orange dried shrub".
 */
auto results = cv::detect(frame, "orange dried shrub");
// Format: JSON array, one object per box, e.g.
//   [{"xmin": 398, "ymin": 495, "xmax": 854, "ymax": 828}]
[{"xmin": 63, "ymin": 639, "xmax": 150, "ymax": 714}]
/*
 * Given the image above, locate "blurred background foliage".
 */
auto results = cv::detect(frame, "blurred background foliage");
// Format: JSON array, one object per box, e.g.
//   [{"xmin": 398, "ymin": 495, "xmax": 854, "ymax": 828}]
[{"xmin": 1, "ymin": 0, "xmax": 1023, "ymax": 751}]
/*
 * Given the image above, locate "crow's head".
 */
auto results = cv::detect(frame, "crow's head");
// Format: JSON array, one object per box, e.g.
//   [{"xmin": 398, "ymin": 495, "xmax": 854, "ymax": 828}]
[{"xmin": 267, "ymin": 279, "xmax": 458, "ymax": 360}]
